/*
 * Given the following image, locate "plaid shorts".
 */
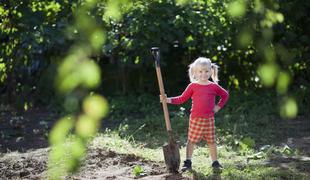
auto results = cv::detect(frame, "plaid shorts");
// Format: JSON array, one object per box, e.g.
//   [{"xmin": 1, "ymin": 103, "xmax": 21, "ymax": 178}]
[{"xmin": 188, "ymin": 117, "xmax": 215, "ymax": 144}]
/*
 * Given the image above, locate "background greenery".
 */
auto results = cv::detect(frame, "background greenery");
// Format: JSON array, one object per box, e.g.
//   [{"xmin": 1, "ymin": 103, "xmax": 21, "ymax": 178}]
[{"xmin": 1, "ymin": 0, "xmax": 309, "ymax": 106}]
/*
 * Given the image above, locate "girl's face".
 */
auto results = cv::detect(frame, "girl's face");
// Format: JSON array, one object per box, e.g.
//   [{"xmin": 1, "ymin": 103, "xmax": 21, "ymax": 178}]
[{"xmin": 195, "ymin": 65, "xmax": 212, "ymax": 82}]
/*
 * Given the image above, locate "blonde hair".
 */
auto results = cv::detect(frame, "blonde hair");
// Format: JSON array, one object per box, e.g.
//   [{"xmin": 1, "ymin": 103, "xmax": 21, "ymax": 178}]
[{"xmin": 188, "ymin": 57, "xmax": 219, "ymax": 83}]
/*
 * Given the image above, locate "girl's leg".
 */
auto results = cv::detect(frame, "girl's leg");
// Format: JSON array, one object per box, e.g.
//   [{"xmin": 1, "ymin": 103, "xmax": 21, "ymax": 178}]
[
  {"xmin": 209, "ymin": 143, "xmax": 217, "ymax": 161},
  {"xmin": 182, "ymin": 140, "xmax": 195, "ymax": 171},
  {"xmin": 186, "ymin": 140, "xmax": 195, "ymax": 160},
  {"xmin": 209, "ymin": 142, "xmax": 223, "ymax": 168}
]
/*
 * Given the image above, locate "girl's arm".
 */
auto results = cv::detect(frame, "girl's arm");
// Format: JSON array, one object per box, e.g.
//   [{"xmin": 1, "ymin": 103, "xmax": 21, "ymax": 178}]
[
  {"xmin": 215, "ymin": 84, "xmax": 229, "ymax": 108},
  {"xmin": 169, "ymin": 84, "xmax": 193, "ymax": 105}
]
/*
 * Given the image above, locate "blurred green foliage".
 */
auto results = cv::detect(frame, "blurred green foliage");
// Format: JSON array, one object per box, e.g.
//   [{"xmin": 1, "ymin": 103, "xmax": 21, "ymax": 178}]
[{"xmin": 0, "ymin": 0, "xmax": 308, "ymax": 117}]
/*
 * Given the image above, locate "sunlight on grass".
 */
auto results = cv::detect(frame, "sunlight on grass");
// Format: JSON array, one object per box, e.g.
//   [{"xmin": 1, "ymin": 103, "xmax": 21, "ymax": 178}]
[
  {"xmin": 190, "ymin": 145, "xmax": 307, "ymax": 179},
  {"xmin": 89, "ymin": 130, "xmax": 308, "ymax": 179},
  {"xmin": 91, "ymin": 132, "xmax": 164, "ymax": 161}
]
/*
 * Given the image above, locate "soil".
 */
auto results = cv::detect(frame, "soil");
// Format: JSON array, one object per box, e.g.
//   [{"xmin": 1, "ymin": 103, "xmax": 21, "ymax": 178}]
[
  {"xmin": 266, "ymin": 115, "xmax": 310, "ymax": 174},
  {"xmin": 0, "ymin": 108, "xmax": 309, "ymax": 179},
  {"xmin": 0, "ymin": 108, "xmax": 191, "ymax": 179}
]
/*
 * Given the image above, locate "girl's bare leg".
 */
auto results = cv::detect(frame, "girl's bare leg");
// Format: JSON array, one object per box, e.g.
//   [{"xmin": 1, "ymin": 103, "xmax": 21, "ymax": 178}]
[
  {"xmin": 209, "ymin": 143, "xmax": 217, "ymax": 161},
  {"xmin": 186, "ymin": 141, "xmax": 195, "ymax": 159}
]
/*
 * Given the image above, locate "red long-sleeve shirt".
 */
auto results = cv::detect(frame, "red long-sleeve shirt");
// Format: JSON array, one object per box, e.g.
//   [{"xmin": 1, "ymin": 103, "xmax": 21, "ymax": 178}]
[{"xmin": 170, "ymin": 82, "xmax": 229, "ymax": 118}]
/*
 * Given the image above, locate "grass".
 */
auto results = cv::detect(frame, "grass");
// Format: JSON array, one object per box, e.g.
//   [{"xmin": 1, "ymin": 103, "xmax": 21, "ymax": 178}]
[
  {"xmin": 93, "ymin": 90, "xmax": 310, "ymax": 179},
  {"xmin": 90, "ymin": 131, "xmax": 164, "ymax": 161},
  {"xmin": 91, "ymin": 131, "xmax": 308, "ymax": 179},
  {"xmin": 105, "ymin": 91, "xmax": 284, "ymax": 148}
]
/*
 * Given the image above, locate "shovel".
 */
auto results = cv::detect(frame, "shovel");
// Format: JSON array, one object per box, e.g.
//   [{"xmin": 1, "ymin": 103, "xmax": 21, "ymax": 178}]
[{"xmin": 150, "ymin": 47, "xmax": 180, "ymax": 173}]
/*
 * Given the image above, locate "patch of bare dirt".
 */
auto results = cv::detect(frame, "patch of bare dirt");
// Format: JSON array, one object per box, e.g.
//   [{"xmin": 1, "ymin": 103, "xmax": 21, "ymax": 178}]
[
  {"xmin": 0, "ymin": 109, "xmax": 194, "ymax": 179},
  {"xmin": 0, "ymin": 108, "xmax": 58, "ymax": 153},
  {"xmin": 0, "ymin": 147, "xmax": 192, "ymax": 180},
  {"xmin": 277, "ymin": 116, "xmax": 310, "ymax": 156},
  {"xmin": 0, "ymin": 148, "xmax": 48, "ymax": 179},
  {"xmin": 266, "ymin": 115, "xmax": 310, "ymax": 174},
  {"xmin": 69, "ymin": 148, "xmax": 168, "ymax": 180}
]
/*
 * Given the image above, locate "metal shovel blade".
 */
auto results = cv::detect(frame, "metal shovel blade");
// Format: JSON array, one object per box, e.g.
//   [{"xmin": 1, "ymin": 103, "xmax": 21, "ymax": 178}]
[{"xmin": 163, "ymin": 138, "xmax": 180, "ymax": 173}]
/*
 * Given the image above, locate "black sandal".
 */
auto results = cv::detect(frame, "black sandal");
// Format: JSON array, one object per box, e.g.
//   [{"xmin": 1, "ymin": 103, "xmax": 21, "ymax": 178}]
[{"xmin": 181, "ymin": 160, "xmax": 192, "ymax": 172}]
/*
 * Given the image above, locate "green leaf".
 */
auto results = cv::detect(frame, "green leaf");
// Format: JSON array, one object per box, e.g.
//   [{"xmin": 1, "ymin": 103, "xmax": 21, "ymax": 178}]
[
  {"xmin": 247, "ymin": 151, "xmax": 265, "ymax": 160},
  {"xmin": 49, "ymin": 116, "xmax": 74, "ymax": 145},
  {"xmin": 240, "ymin": 137, "xmax": 255, "ymax": 152},
  {"xmin": 56, "ymin": 50, "xmax": 101, "ymax": 93},
  {"xmin": 76, "ymin": 115, "xmax": 98, "ymax": 138},
  {"xmin": 276, "ymin": 71, "xmax": 290, "ymax": 94},
  {"xmin": 238, "ymin": 30, "xmax": 253, "ymax": 47},
  {"xmin": 80, "ymin": 60, "xmax": 101, "ymax": 88},
  {"xmin": 280, "ymin": 97, "xmax": 298, "ymax": 119},
  {"xmin": 264, "ymin": 47, "xmax": 276, "ymax": 62},
  {"xmin": 48, "ymin": 143, "xmax": 67, "ymax": 179},
  {"xmin": 186, "ymin": 35, "xmax": 194, "ymax": 43},
  {"xmin": 133, "ymin": 165, "xmax": 144, "ymax": 177},
  {"xmin": 83, "ymin": 94, "xmax": 109, "ymax": 119},
  {"xmin": 67, "ymin": 138, "xmax": 86, "ymax": 172},
  {"xmin": 90, "ymin": 29, "xmax": 106, "ymax": 50},
  {"xmin": 56, "ymin": 52, "xmax": 84, "ymax": 93},
  {"xmin": 227, "ymin": 0, "xmax": 246, "ymax": 18},
  {"xmin": 281, "ymin": 145, "xmax": 293, "ymax": 156},
  {"xmin": 257, "ymin": 63, "xmax": 278, "ymax": 87},
  {"xmin": 104, "ymin": 0, "xmax": 127, "ymax": 22},
  {"xmin": 176, "ymin": 0, "xmax": 189, "ymax": 6}
]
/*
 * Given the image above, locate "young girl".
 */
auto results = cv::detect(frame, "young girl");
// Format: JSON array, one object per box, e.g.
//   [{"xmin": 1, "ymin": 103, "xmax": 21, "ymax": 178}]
[{"xmin": 161, "ymin": 57, "xmax": 229, "ymax": 171}]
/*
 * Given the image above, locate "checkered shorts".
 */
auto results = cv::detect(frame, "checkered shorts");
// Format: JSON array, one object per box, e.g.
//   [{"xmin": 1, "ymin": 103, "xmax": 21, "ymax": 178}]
[{"xmin": 188, "ymin": 117, "xmax": 215, "ymax": 144}]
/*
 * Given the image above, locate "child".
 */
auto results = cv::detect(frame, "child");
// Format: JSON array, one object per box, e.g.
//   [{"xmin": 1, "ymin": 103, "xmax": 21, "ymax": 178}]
[{"xmin": 161, "ymin": 57, "xmax": 229, "ymax": 171}]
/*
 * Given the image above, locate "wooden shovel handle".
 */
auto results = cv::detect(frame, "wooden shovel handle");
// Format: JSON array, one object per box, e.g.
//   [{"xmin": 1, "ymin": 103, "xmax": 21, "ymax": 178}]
[
  {"xmin": 155, "ymin": 66, "xmax": 172, "ymax": 131},
  {"xmin": 151, "ymin": 47, "xmax": 172, "ymax": 131}
]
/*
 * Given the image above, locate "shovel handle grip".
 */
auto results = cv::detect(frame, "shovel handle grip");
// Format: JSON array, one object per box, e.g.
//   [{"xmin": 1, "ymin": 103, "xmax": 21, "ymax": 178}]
[
  {"xmin": 150, "ymin": 47, "xmax": 160, "ymax": 67},
  {"xmin": 151, "ymin": 47, "xmax": 172, "ymax": 131}
]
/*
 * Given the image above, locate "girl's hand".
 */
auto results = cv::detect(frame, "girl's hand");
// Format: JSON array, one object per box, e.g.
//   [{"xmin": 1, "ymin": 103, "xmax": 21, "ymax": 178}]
[
  {"xmin": 213, "ymin": 105, "xmax": 221, "ymax": 113},
  {"xmin": 159, "ymin": 94, "xmax": 171, "ymax": 103},
  {"xmin": 159, "ymin": 94, "xmax": 166, "ymax": 102}
]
